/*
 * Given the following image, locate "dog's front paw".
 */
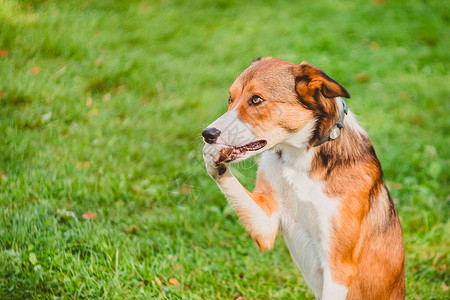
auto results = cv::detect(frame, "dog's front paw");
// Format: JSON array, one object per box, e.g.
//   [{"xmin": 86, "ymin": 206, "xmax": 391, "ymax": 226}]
[
  {"xmin": 202, "ymin": 144, "xmax": 232, "ymax": 180},
  {"xmin": 205, "ymin": 162, "xmax": 228, "ymax": 181}
]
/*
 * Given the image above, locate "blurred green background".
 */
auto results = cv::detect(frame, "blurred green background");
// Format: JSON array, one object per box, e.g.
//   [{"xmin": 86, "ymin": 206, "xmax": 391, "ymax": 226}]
[{"xmin": 0, "ymin": 0, "xmax": 448, "ymax": 298}]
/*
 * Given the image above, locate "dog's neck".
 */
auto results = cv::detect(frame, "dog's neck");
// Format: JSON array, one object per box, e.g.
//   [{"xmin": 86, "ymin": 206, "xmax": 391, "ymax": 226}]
[
  {"xmin": 281, "ymin": 97, "xmax": 346, "ymax": 147},
  {"xmin": 276, "ymin": 119, "xmax": 316, "ymax": 172},
  {"xmin": 313, "ymin": 98, "xmax": 348, "ymax": 147},
  {"xmin": 274, "ymin": 98, "xmax": 370, "ymax": 175}
]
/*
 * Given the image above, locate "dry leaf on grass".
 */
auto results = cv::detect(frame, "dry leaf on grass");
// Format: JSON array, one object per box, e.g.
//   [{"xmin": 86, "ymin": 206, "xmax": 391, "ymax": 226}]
[
  {"xmin": 400, "ymin": 91, "xmax": 409, "ymax": 99},
  {"xmin": 86, "ymin": 95, "xmax": 92, "ymax": 107},
  {"xmin": 180, "ymin": 184, "xmax": 192, "ymax": 194},
  {"xmin": 370, "ymin": 42, "xmax": 379, "ymax": 49},
  {"xmin": 140, "ymin": 97, "xmax": 148, "ymax": 105},
  {"xmin": 113, "ymin": 85, "xmax": 126, "ymax": 93},
  {"xmin": 168, "ymin": 278, "xmax": 180, "ymax": 286},
  {"xmin": 233, "ymin": 292, "xmax": 245, "ymax": 300},
  {"xmin": 95, "ymin": 57, "xmax": 104, "ymax": 66},
  {"xmin": 125, "ymin": 225, "xmax": 137, "ymax": 234},
  {"xmin": 0, "ymin": 49, "xmax": 8, "ymax": 57},
  {"xmin": 137, "ymin": 281, "xmax": 145, "ymax": 287},
  {"xmin": 355, "ymin": 72, "xmax": 369, "ymax": 82},
  {"xmin": 30, "ymin": 67, "xmax": 40, "ymax": 75},
  {"xmin": 154, "ymin": 276, "xmax": 162, "ymax": 286},
  {"xmin": 74, "ymin": 161, "xmax": 90, "ymax": 168},
  {"xmin": 82, "ymin": 212, "xmax": 97, "ymax": 219}
]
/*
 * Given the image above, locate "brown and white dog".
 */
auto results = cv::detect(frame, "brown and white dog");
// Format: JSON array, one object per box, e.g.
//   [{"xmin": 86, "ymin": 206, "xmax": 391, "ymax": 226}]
[{"xmin": 202, "ymin": 58, "xmax": 405, "ymax": 299}]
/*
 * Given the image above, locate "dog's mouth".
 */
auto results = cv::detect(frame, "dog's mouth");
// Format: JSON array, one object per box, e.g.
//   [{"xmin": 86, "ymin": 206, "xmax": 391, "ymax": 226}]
[
  {"xmin": 218, "ymin": 140, "xmax": 267, "ymax": 164},
  {"xmin": 233, "ymin": 140, "xmax": 267, "ymax": 155}
]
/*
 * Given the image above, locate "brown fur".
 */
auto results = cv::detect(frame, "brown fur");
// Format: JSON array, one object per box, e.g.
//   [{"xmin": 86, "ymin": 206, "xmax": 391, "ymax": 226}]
[
  {"xmin": 249, "ymin": 170, "xmax": 279, "ymax": 217},
  {"xmin": 247, "ymin": 171, "xmax": 279, "ymax": 251}
]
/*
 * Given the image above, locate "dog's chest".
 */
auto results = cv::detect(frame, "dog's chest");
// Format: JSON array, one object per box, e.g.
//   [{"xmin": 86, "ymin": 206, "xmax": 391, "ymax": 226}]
[
  {"xmin": 260, "ymin": 151, "xmax": 340, "ymax": 293},
  {"xmin": 262, "ymin": 150, "xmax": 339, "ymax": 239}
]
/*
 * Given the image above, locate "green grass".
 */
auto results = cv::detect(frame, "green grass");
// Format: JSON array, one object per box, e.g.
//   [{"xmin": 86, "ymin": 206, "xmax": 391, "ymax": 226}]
[{"xmin": 0, "ymin": 0, "xmax": 449, "ymax": 298}]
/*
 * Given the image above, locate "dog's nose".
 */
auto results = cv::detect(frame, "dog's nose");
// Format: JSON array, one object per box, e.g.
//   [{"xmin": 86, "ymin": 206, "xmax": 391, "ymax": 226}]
[{"xmin": 202, "ymin": 127, "xmax": 221, "ymax": 144}]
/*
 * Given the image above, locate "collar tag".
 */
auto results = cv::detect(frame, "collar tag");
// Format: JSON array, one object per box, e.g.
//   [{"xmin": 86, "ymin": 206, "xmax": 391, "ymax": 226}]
[
  {"xmin": 313, "ymin": 98, "xmax": 348, "ymax": 147},
  {"xmin": 329, "ymin": 126, "xmax": 341, "ymax": 140}
]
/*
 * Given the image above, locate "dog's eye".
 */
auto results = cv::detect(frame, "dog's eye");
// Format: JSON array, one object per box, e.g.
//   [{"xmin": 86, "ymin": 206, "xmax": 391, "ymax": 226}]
[
  {"xmin": 250, "ymin": 95, "xmax": 264, "ymax": 105},
  {"xmin": 228, "ymin": 96, "xmax": 232, "ymax": 104}
]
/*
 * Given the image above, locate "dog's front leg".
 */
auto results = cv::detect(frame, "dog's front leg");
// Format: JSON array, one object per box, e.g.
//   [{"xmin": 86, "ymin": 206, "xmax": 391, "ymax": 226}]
[{"xmin": 203, "ymin": 146, "xmax": 280, "ymax": 250}]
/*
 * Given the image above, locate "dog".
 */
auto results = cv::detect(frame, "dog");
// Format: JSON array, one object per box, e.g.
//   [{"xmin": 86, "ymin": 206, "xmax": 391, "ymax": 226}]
[{"xmin": 202, "ymin": 57, "xmax": 405, "ymax": 299}]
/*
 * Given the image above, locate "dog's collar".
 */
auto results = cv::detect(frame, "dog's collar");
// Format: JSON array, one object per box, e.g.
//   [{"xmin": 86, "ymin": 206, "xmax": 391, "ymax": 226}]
[{"xmin": 313, "ymin": 98, "xmax": 348, "ymax": 147}]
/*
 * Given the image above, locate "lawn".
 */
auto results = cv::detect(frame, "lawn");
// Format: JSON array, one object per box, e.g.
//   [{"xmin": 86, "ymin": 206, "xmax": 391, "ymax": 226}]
[{"xmin": 0, "ymin": 0, "xmax": 448, "ymax": 298}]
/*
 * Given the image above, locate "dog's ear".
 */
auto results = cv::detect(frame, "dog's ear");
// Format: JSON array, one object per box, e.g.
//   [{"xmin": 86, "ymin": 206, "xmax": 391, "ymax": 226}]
[{"xmin": 295, "ymin": 62, "xmax": 350, "ymax": 99}]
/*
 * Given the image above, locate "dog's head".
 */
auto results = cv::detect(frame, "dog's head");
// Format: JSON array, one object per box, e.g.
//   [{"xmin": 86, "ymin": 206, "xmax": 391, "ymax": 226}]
[{"xmin": 202, "ymin": 57, "xmax": 350, "ymax": 163}]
